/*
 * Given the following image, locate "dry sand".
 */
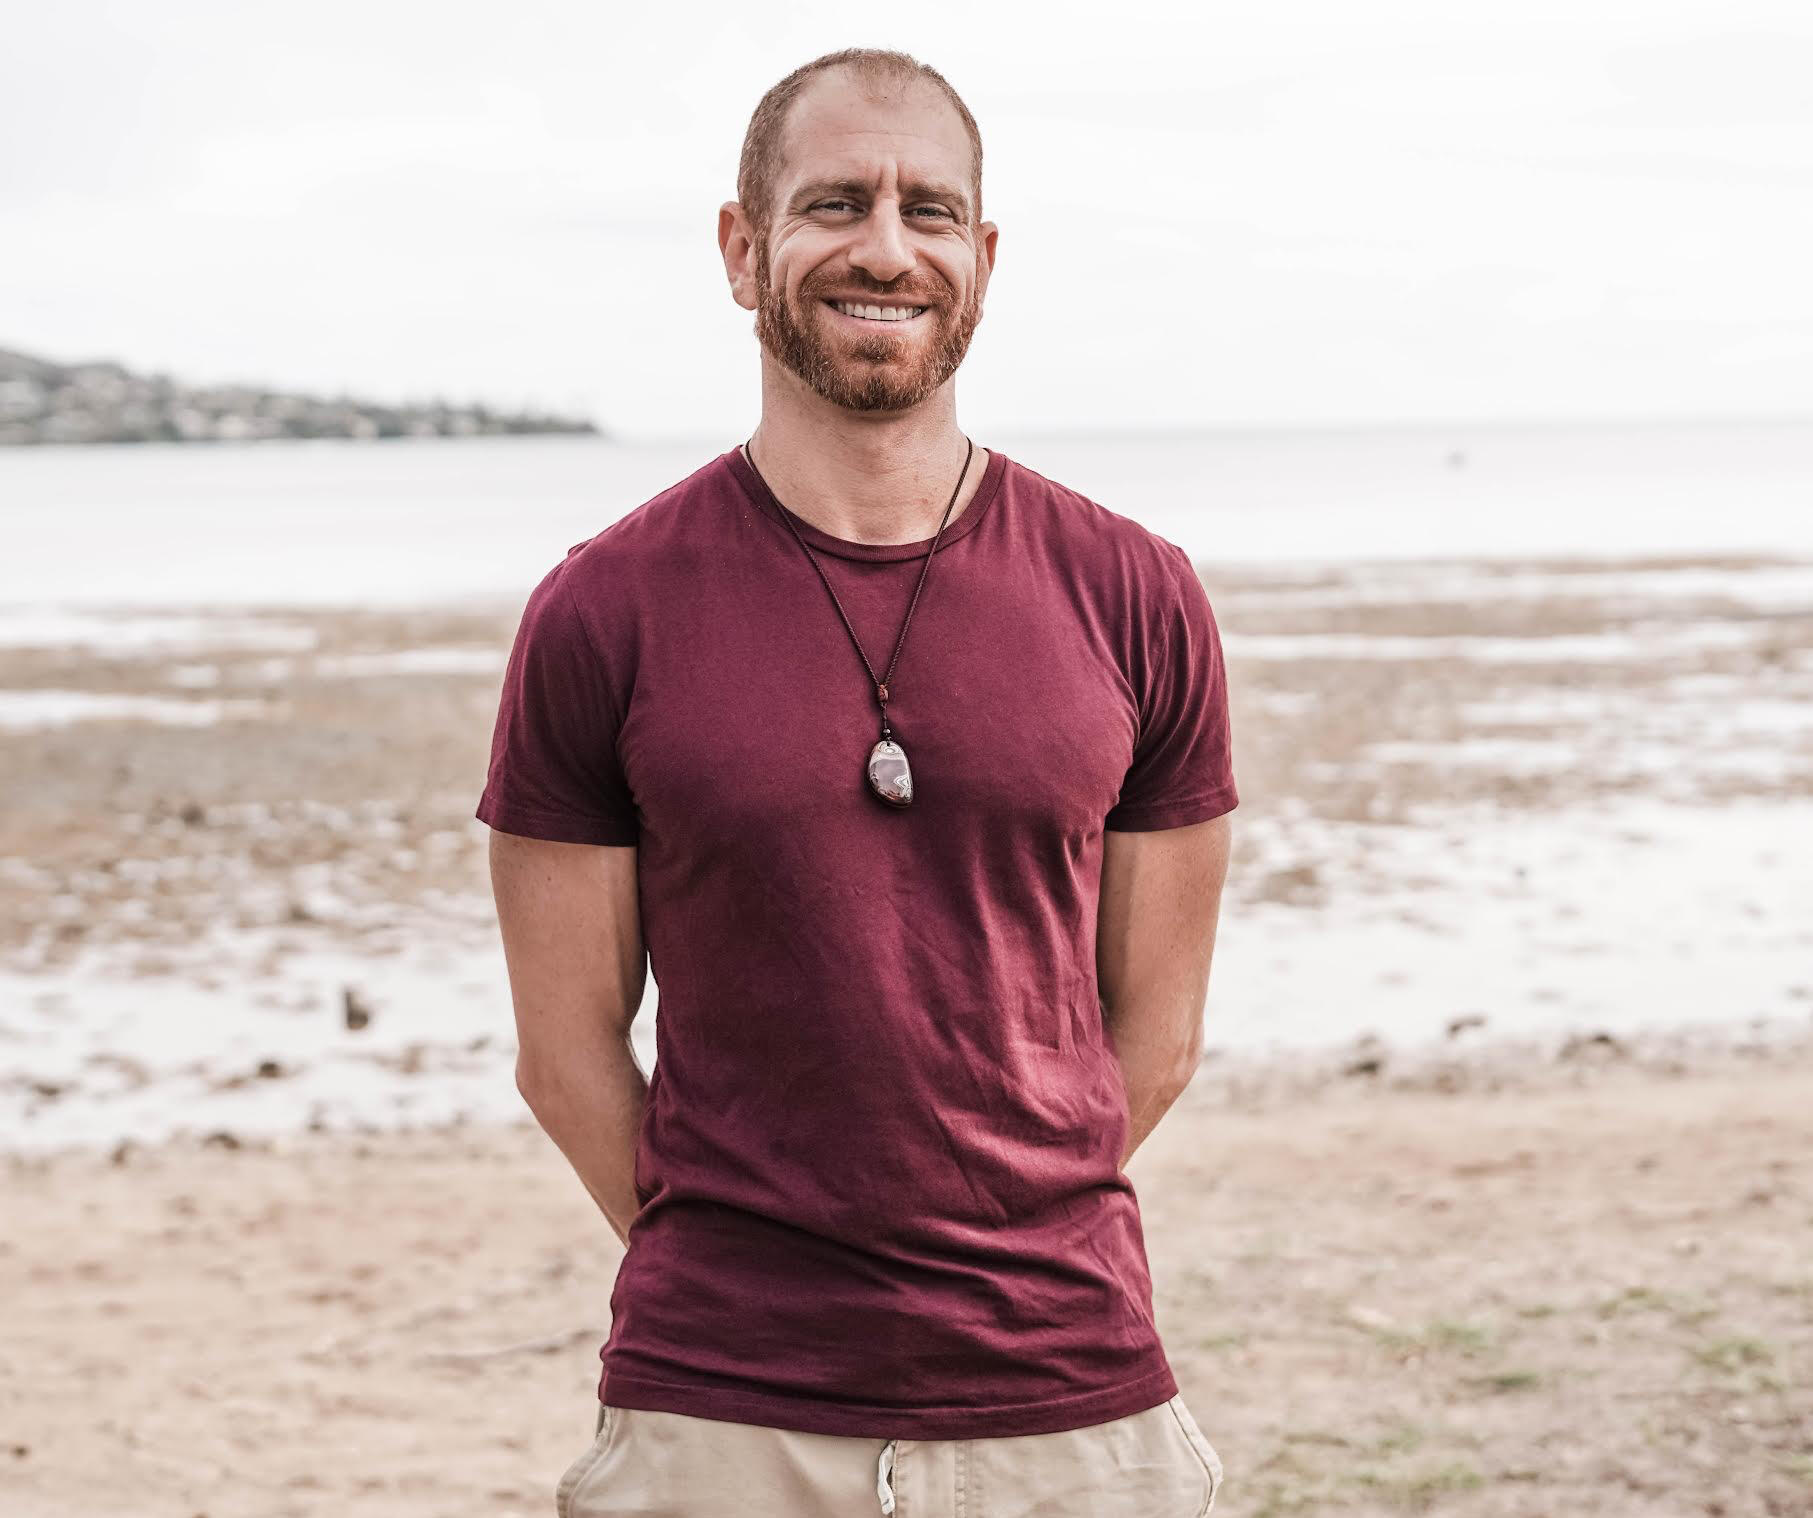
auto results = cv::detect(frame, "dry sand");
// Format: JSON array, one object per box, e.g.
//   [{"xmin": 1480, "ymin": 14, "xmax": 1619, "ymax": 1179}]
[
  {"xmin": 3, "ymin": 1033, "xmax": 1810, "ymax": 1517},
  {"xmin": 4, "ymin": 553, "xmax": 1812, "ymax": 1514}
]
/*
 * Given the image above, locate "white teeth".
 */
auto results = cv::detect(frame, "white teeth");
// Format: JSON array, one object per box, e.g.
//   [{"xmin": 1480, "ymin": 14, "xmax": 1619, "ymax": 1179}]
[{"xmin": 832, "ymin": 300, "xmax": 925, "ymax": 322}]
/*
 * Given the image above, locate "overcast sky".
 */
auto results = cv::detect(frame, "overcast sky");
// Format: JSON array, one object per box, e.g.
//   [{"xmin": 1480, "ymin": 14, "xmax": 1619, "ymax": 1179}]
[{"xmin": 3, "ymin": 0, "xmax": 1809, "ymax": 436}]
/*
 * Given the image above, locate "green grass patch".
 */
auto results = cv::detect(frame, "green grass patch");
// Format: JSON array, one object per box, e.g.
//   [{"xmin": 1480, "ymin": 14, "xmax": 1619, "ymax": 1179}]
[
  {"xmin": 1355, "ymin": 1461, "xmax": 1487, "ymax": 1509},
  {"xmin": 1593, "ymin": 1285, "xmax": 1675, "ymax": 1318},
  {"xmin": 1425, "ymin": 1319, "xmax": 1491, "ymax": 1353},
  {"xmin": 1371, "ymin": 1420, "xmax": 1425, "ymax": 1456},
  {"xmin": 1350, "ymin": 1313, "xmax": 1494, "ymax": 1357},
  {"xmin": 1593, "ymin": 1285, "xmax": 1719, "ymax": 1328},
  {"xmin": 1693, "ymin": 1336, "xmax": 1774, "ymax": 1372},
  {"xmin": 1281, "ymin": 1428, "xmax": 1360, "ymax": 1449},
  {"xmin": 1406, "ymin": 1463, "xmax": 1487, "ymax": 1502},
  {"xmin": 1465, "ymin": 1368, "xmax": 1542, "ymax": 1394}
]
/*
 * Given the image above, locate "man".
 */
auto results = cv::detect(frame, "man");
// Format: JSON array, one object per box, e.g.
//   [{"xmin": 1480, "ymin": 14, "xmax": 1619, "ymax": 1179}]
[{"xmin": 479, "ymin": 46, "xmax": 1234, "ymax": 1518}]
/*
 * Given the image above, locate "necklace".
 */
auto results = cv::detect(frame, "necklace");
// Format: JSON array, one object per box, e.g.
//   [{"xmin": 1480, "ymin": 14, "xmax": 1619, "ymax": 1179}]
[{"xmin": 741, "ymin": 435, "xmax": 974, "ymax": 809}]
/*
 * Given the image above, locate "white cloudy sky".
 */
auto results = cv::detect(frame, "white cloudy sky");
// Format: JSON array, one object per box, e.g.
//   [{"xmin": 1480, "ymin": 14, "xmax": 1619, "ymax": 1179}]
[{"xmin": 3, "ymin": 0, "xmax": 1809, "ymax": 436}]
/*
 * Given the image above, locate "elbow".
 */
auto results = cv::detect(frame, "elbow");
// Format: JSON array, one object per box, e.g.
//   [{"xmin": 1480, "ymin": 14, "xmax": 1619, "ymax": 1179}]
[
  {"xmin": 515, "ymin": 1052, "xmax": 560, "ymax": 1115},
  {"xmin": 1171, "ymin": 1037, "xmax": 1206, "ymax": 1093},
  {"xmin": 514, "ymin": 1057, "xmax": 540, "ymax": 1114},
  {"xmin": 517, "ymin": 1058, "xmax": 585, "ymax": 1131},
  {"xmin": 516, "ymin": 1037, "xmax": 631, "ymax": 1116}
]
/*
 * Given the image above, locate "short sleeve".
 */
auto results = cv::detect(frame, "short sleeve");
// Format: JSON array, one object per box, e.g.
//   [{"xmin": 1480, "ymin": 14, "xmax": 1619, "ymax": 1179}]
[
  {"xmin": 1104, "ymin": 544, "xmax": 1239, "ymax": 832},
  {"xmin": 475, "ymin": 557, "xmax": 640, "ymax": 846}
]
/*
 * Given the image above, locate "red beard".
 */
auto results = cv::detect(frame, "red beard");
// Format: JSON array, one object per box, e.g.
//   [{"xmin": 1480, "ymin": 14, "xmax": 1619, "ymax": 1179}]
[{"xmin": 753, "ymin": 239, "xmax": 984, "ymax": 413}]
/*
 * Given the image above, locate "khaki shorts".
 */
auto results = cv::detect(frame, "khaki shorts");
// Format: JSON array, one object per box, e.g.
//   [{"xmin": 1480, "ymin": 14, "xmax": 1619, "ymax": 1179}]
[{"xmin": 554, "ymin": 1392, "xmax": 1223, "ymax": 1517}]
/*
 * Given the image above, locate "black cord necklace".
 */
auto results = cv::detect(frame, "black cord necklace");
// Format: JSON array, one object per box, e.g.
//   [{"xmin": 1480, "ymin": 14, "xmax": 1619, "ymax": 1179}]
[{"xmin": 742, "ymin": 435, "xmax": 974, "ymax": 809}]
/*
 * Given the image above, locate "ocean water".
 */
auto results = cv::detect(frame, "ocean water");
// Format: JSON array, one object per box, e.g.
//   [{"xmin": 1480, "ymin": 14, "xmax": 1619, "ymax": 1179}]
[{"xmin": 3, "ymin": 418, "xmax": 1813, "ymax": 612}]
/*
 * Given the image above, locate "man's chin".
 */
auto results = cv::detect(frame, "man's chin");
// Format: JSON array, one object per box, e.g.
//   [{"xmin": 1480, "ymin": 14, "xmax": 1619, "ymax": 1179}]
[{"xmin": 806, "ymin": 366, "xmax": 938, "ymax": 413}]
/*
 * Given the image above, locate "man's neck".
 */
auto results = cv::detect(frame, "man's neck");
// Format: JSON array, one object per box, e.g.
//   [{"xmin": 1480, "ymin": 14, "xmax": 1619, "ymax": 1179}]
[{"xmin": 743, "ymin": 388, "xmax": 988, "ymax": 547}]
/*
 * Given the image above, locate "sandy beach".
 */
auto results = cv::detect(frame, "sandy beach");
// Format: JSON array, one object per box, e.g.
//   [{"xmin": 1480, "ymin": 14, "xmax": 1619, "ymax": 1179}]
[
  {"xmin": 4, "ymin": 534, "xmax": 1812, "ymax": 1514},
  {"xmin": 4, "ymin": 1030, "xmax": 1811, "ymax": 1516}
]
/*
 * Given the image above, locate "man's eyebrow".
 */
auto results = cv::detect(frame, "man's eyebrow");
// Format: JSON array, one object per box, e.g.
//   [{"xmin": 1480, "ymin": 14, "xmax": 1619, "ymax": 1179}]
[{"xmin": 791, "ymin": 177, "xmax": 972, "ymax": 218}]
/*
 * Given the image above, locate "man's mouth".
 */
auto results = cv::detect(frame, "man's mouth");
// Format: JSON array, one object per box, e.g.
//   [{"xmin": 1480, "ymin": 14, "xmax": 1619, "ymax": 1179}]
[{"xmin": 822, "ymin": 298, "xmax": 931, "ymax": 326}]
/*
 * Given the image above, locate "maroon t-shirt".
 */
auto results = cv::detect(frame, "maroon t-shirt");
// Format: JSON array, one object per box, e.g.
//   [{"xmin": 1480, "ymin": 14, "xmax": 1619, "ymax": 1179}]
[{"xmin": 477, "ymin": 443, "xmax": 1238, "ymax": 1439}]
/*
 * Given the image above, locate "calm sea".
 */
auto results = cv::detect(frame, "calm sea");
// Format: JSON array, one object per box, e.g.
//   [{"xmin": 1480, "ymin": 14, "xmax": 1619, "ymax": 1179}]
[{"xmin": 4, "ymin": 418, "xmax": 1812, "ymax": 610}]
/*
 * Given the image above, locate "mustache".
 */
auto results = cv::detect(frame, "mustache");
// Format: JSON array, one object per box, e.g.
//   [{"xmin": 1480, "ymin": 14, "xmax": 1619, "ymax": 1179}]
[{"xmin": 804, "ymin": 278, "xmax": 951, "ymax": 305}]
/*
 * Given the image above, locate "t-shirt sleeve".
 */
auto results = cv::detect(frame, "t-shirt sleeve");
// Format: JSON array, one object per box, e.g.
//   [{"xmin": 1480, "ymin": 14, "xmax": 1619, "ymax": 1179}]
[
  {"xmin": 475, "ymin": 556, "xmax": 640, "ymax": 846},
  {"xmin": 1104, "ymin": 543, "xmax": 1239, "ymax": 832}
]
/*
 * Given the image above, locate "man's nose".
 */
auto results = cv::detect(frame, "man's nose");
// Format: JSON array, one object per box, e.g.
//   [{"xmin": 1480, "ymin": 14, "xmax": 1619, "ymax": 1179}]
[{"xmin": 847, "ymin": 198, "xmax": 914, "ymax": 284}]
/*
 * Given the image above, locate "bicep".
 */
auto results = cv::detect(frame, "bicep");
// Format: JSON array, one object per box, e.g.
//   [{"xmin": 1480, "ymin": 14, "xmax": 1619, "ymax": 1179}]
[
  {"xmin": 1096, "ymin": 813, "xmax": 1233, "ymax": 1033},
  {"xmin": 488, "ymin": 829, "xmax": 647, "ymax": 1083}
]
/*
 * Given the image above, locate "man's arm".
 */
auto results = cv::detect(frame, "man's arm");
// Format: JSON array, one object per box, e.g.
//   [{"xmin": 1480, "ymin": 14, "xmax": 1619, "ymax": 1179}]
[
  {"xmin": 489, "ymin": 828, "xmax": 649, "ymax": 1247},
  {"xmin": 1096, "ymin": 812, "xmax": 1233, "ymax": 1169}
]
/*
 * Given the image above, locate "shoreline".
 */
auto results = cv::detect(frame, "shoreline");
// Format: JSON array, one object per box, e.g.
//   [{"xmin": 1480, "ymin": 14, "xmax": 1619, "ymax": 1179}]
[{"xmin": 6, "ymin": 1006, "xmax": 1812, "ymax": 1168}]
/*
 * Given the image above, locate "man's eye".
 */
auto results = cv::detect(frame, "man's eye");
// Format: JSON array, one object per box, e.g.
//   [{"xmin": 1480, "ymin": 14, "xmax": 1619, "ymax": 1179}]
[{"xmin": 811, "ymin": 200, "xmax": 951, "ymax": 219}]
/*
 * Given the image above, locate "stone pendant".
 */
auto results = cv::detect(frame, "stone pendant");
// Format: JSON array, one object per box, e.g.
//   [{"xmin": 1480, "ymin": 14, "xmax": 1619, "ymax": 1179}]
[{"xmin": 867, "ymin": 738, "xmax": 913, "ymax": 807}]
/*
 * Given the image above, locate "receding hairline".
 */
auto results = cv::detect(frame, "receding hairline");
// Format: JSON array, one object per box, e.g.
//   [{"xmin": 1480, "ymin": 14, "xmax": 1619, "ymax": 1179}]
[{"xmin": 737, "ymin": 49, "xmax": 984, "ymax": 235}]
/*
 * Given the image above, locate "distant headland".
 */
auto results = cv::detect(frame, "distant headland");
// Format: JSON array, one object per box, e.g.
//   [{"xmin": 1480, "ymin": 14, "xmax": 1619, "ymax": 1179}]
[{"xmin": 0, "ymin": 345, "xmax": 602, "ymax": 446}]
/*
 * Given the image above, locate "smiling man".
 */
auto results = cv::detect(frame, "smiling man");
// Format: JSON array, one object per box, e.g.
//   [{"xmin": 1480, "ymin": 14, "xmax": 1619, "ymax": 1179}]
[{"xmin": 479, "ymin": 46, "xmax": 1236, "ymax": 1518}]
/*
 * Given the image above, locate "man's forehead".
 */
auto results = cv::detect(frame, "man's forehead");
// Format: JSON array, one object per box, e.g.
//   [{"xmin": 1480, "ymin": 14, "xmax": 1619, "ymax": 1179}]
[
  {"xmin": 789, "ymin": 67, "xmax": 962, "ymax": 138},
  {"xmin": 778, "ymin": 73, "xmax": 973, "ymax": 191}
]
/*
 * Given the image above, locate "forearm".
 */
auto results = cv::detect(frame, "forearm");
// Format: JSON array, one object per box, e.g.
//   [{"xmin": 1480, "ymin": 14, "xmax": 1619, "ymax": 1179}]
[
  {"xmin": 1101, "ymin": 1007, "xmax": 1198, "ymax": 1169},
  {"xmin": 519, "ymin": 1036, "xmax": 649, "ymax": 1248}
]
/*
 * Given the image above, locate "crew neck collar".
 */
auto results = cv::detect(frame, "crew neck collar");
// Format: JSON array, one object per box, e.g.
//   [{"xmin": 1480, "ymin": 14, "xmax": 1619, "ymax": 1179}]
[{"xmin": 724, "ymin": 441, "xmax": 1007, "ymax": 563}]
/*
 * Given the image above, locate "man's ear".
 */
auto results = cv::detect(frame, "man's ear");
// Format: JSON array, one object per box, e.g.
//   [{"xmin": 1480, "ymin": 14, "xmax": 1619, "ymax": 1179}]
[
  {"xmin": 719, "ymin": 201, "xmax": 759, "ymax": 313},
  {"xmin": 975, "ymin": 219, "xmax": 1000, "ymax": 307}
]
